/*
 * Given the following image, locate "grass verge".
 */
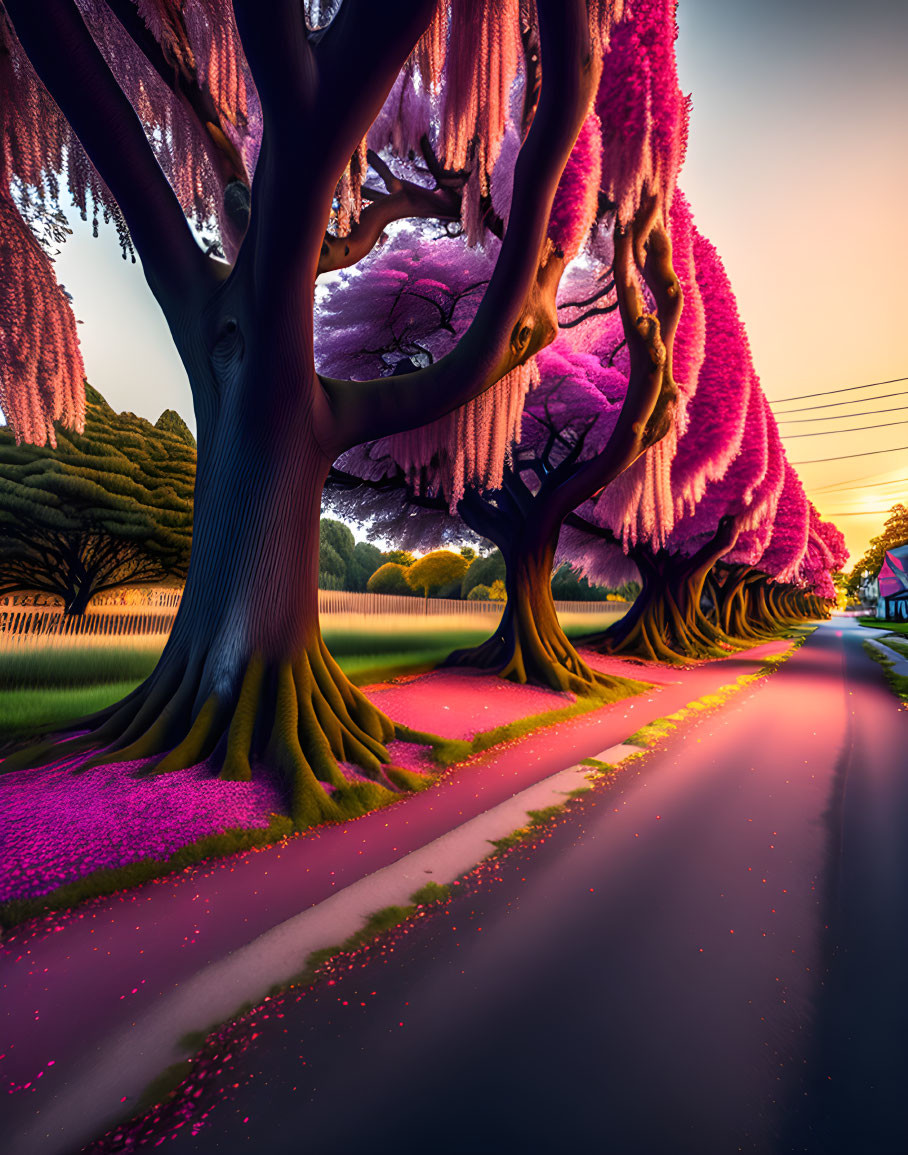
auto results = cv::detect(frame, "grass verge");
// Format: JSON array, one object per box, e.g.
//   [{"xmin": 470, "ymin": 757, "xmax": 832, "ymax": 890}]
[
  {"xmin": 394, "ymin": 675, "xmax": 651, "ymax": 767},
  {"xmin": 0, "ymin": 678, "xmax": 650, "ymax": 928},
  {"xmin": 624, "ymin": 639, "xmax": 804, "ymax": 748},
  {"xmin": 0, "ymin": 681, "xmax": 141, "ymax": 741},
  {"xmin": 0, "ymin": 620, "xmax": 622, "ymax": 738},
  {"xmin": 856, "ymin": 618, "xmax": 908, "ymax": 637},
  {"xmin": 862, "ymin": 639, "xmax": 908, "ymax": 703}
]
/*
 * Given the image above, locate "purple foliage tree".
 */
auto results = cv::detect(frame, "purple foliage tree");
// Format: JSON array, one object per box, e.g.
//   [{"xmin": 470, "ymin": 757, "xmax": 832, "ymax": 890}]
[{"xmin": 324, "ymin": 0, "xmax": 691, "ymax": 694}]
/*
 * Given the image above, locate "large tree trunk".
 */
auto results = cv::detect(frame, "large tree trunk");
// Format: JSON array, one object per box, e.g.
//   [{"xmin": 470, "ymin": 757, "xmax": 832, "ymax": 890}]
[
  {"xmin": 446, "ymin": 530, "xmax": 613, "ymax": 696},
  {"xmin": 587, "ymin": 523, "xmax": 744, "ymax": 664},
  {"xmin": 6, "ymin": 359, "xmax": 419, "ymax": 825},
  {"xmin": 713, "ymin": 565, "xmax": 776, "ymax": 643},
  {"xmin": 63, "ymin": 581, "xmax": 94, "ymax": 617},
  {"xmin": 445, "ymin": 490, "xmax": 625, "ymax": 696}
]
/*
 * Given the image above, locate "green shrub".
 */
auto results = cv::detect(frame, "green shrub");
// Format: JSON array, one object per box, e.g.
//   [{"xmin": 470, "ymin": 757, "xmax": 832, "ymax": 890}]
[{"xmin": 367, "ymin": 562, "xmax": 413, "ymax": 596}]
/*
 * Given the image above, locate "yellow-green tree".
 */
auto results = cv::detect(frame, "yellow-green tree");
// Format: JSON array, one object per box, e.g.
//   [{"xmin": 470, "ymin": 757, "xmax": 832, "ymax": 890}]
[{"xmin": 405, "ymin": 550, "xmax": 468, "ymax": 600}]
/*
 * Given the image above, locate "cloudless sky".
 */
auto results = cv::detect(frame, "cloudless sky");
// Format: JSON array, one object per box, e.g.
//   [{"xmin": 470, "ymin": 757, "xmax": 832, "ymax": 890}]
[{"xmin": 51, "ymin": 0, "xmax": 908, "ymax": 560}]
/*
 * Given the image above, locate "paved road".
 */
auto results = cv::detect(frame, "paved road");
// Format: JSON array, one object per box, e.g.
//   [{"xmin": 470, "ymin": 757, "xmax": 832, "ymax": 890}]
[
  {"xmin": 3, "ymin": 640, "xmax": 788, "ymax": 1129},
  {"xmin": 96, "ymin": 617, "xmax": 908, "ymax": 1154}
]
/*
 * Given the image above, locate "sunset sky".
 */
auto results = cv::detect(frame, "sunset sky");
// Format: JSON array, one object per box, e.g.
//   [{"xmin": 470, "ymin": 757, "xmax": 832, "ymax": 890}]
[{"xmin": 50, "ymin": 0, "xmax": 908, "ymax": 562}]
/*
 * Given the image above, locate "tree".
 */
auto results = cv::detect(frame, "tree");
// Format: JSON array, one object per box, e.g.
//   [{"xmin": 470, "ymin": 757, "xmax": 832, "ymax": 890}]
[
  {"xmin": 318, "ymin": 517, "xmax": 355, "ymax": 589},
  {"xmin": 0, "ymin": 384, "xmax": 193, "ymax": 613},
  {"xmin": 1, "ymin": 0, "xmax": 617, "ymax": 816},
  {"xmin": 461, "ymin": 549, "xmax": 506, "ymax": 597},
  {"xmin": 347, "ymin": 540, "xmax": 384, "ymax": 591},
  {"xmin": 846, "ymin": 504, "xmax": 908, "ymax": 597},
  {"xmin": 383, "ymin": 549, "xmax": 416, "ymax": 568},
  {"xmin": 404, "ymin": 548, "xmax": 467, "ymax": 599},
  {"xmin": 366, "ymin": 561, "xmax": 413, "ymax": 597},
  {"xmin": 324, "ymin": 0, "xmax": 691, "ymax": 693}
]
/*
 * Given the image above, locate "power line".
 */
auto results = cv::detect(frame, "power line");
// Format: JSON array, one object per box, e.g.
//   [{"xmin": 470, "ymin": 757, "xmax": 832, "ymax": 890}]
[
  {"xmin": 771, "ymin": 375, "xmax": 908, "ymax": 405},
  {"xmin": 778, "ymin": 404, "xmax": 908, "ymax": 425},
  {"xmin": 770, "ymin": 389, "xmax": 908, "ymax": 415},
  {"xmin": 814, "ymin": 509, "xmax": 905, "ymax": 517},
  {"xmin": 784, "ymin": 418, "xmax": 908, "ymax": 438},
  {"xmin": 810, "ymin": 476, "xmax": 908, "ymax": 494},
  {"xmin": 793, "ymin": 444, "xmax": 908, "ymax": 465}
]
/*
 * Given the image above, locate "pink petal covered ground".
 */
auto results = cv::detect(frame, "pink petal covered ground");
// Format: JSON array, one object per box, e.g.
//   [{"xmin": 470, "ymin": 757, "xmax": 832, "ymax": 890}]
[
  {"xmin": 0, "ymin": 669, "xmax": 586, "ymax": 904},
  {"xmin": 0, "ymin": 756, "xmax": 284, "ymax": 903}
]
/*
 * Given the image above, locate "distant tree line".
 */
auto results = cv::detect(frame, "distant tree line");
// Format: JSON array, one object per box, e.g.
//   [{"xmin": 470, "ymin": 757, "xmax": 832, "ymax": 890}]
[
  {"xmin": 845, "ymin": 504, "xmax": 908, "ymax": 598},
  {"xmin": 319, "ymin": 519, "xmax": 636, "ymax": 602}
]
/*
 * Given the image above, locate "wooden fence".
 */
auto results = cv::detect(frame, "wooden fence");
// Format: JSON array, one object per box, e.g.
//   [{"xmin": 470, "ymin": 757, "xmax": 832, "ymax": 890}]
[{"xmin": 0, "ymin": 589, "xmax": 626, "ymax": 647}]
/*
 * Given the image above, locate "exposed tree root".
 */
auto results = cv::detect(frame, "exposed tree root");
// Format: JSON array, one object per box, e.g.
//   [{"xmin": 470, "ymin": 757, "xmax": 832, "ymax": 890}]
[
  {"xmin": 444, "ymin": 599, "xmax": 627, "ymax": 698},
  {"xmin": 0, "ymin": 635, "xmax": 429, "ymax": 828}
]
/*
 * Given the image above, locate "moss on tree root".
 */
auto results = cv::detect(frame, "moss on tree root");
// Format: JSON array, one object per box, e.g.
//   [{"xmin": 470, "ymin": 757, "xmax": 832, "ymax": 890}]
[{"xmin": 1, "ymin": 636, "xmax": 408, "ymax": 827}]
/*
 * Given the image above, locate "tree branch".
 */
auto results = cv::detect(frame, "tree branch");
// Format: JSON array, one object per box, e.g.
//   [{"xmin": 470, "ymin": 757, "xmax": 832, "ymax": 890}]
[
  {"xmin": 312, "ymin": 1, "xmax": 440, "ymax": 179},
  {"xmin": 318, "ymin": 0, "xmax": 601, "ymax": 453},
  {"xmin": 558, "ymin": 301, "xmax": 619, "ymax": 329},
  {"xmin": 104, "ymin": 0, "xmax": 251, "ymax": 240},
  {"xmin": 5, "ymin": 0, "xmax": 212, "ymax": 302},
  {"xmin": 317, "ymin": 142, "xmax": 462, "ymax": 274},
  {"xmin": 523, "ymin": 209, "xmax": 683, "ymax": 542}
]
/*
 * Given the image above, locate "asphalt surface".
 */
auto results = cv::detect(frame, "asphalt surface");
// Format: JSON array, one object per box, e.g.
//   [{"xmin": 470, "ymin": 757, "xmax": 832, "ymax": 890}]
[
  {"xmin": 88, "ymin": 616, "xmax": 908, "ymax": 1154},
  {"xmin": 4, "ymin": 639, "xmax": 788, "ymax": 1130}
]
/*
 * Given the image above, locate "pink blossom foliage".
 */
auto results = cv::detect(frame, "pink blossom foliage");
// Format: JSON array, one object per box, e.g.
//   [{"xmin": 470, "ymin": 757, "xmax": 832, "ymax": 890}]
[
  {"xmin": 555, "ymin": 526, "xmax": 641, "ymax": 588},
  {"xmin": 668, "ymin": 191, "xmax": 705, "ymax": 401},
  {"xmin": 724, "ymin": 399, "xmax": 786, "ymax": 566},
  {"xmin": 594, "ymin": 0, "xmax": 689, "ymax": 225},
  {"xmin": 566, "ymin": 190, "xmax": 701, "ymax": 554},
  {"xmin": 0, "ymin": 0, "xmax": 262, "ymax": 444},
  {"xmin": 77, "ymin": 0, "xmax": 255, "ymax": 252},
  {"xmin": 758, "ymin": 463, "xmax": 811, "ymax": 583},
  {"xmin": 521, "ymin": 340, "xmax": 625, "ymax": 460},
  {"xmin": 545, "ymin": 111, "xmax": 603, "ymax": 263},
  {"xmin": 816, "ymin": 515, "xmax": 849, "ymax": 574},
  {"xmin": 664, "ymin": 376, "xmax": 765, "ymax": 557},
  {"xmin": 0, "ymin": 187, "xmax": 85, "ymax": 446},
  {"xmin": 796, "ymin": 506, "xmax": 849, "ymax": 595},
  {"xmin": 317, "ymin": 229, "xmax": 536, "ymax": 506},
  {"xmin": 671, "ymin": 226, "xmax": 756, "ymax": 520}
]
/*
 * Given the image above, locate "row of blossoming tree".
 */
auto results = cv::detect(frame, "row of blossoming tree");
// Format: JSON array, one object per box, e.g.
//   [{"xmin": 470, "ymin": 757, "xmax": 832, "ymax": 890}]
[{"xmin": 0, "ymin": 0, "xmax": 845, "ymax": 822}]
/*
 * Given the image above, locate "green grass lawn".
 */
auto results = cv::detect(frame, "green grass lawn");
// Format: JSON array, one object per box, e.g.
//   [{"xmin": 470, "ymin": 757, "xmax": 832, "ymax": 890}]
[
  {"xmin": 857, "ymin": 618, "xmax": 908, "ymax": 636},
  {"xmin": 0, "ymin": 616, "xmax": 623, "ymax": 741}
]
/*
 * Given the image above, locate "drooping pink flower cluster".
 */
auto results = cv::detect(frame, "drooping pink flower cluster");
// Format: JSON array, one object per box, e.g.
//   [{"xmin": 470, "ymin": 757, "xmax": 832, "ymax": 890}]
[
  {"xmin": 77, "ymin": 0, "xmax": 258, "ymax": 253},
  {"xmin": 576, "ymin": 190, "xmax": 700, "ymax": 552},
  {"xmin": 546, "ymin": 111, "xmax": 603, "ymax": 263},
  {"xmin": 757, "ymin": 463, "xmax": 811, "ymax": 584},
  {"xmin": 795, "ymin": 505, "xmax": 849, "ymax": 597},
  {"xmin": 724, "ymin": 399, "xmax": 785, "ymax": 566},
  {"xmin": 1, "ymin": 0, "xmax": 262, "ymax": 444},
  {"xmin": 0, "ymin": 187, "xmax": 85, "ymax": 446},
  {"xmin": 594, "ymin": 0, "xmax": 689, "ymax": 225}
]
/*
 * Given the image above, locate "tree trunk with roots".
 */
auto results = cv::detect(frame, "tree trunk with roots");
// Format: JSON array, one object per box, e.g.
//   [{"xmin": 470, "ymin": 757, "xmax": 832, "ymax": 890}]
[
  {"xmin": 3, "ymin": 0, "xmax": 606, "ymax": 822},
  {"xmin": 711, "ymin": 564, "xmax": 777, "ymax": 643},
  {"xmin": 445, "ymin": 488, "xmax": 616, "ymax": 696},
  {"xmin": 445, "ymin": 204, "xmax": 684, "ymax": 694},
  {"xmin": 588, "ymin": 518, "xmax": 742, "ymax": 664}
]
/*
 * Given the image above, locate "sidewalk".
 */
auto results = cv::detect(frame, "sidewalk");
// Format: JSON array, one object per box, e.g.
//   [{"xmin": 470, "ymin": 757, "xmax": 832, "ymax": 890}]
[{"xmin": 2, "ymin": 640, "xmax": 791, "ymax": 1154}]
